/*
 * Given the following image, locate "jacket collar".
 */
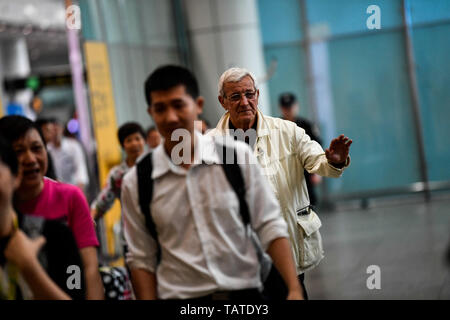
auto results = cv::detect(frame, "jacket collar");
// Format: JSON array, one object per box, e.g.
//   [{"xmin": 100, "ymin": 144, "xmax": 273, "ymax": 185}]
[
  {"xmin": 152, "ymin": 130, "xmax": 221, "ymax": 179},
  {"xmin": 215, "ymin": 110, "xmax": 270, "ymax": 137}
]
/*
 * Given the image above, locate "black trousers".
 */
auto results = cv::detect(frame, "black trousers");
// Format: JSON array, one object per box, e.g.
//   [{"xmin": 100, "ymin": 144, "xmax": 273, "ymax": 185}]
[
  {"xmin": 261, "ymin": 266, "xmax": 309, "ymax": 300},
  {"xmin": 298, "ymin": 273, "xmax": 309, "ymax": 300}
]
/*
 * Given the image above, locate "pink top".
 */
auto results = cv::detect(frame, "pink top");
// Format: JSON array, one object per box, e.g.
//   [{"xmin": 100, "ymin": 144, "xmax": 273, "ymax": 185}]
[{"xmin": 18, "ymin": 178, "xmax": 99, "ymax": 249}]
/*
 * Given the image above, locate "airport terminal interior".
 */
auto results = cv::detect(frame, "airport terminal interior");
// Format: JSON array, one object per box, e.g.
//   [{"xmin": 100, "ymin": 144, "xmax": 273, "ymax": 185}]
[{"xmin": 0, "ymin": 0, "xmax": 449, "ymax": 300}]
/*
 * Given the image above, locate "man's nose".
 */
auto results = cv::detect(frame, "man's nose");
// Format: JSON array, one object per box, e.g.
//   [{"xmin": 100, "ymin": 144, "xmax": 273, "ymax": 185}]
[
  {"xmin": 165, "ymin": 108, "xmax": 179, "ymax": 123},
  {"xmin": 131, "ymin": 140, "xmax": 142, "ymax": 148},
  {"xmin": 239, "ymin": 95, "xmax": 249, "ymax": 105}
]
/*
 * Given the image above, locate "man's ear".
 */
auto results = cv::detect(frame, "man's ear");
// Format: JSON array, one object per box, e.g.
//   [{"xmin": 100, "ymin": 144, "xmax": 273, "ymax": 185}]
[
  {"xmin": 218, "ymin": 95, "xmax": 228, "ymax": 111},
  {"xmin": 147, "ymin": 106, "xmax": 153, "ymax": 117},
  {"xmin": 195, "ymin": 96, "xmax": 204, "ymax": 115}
]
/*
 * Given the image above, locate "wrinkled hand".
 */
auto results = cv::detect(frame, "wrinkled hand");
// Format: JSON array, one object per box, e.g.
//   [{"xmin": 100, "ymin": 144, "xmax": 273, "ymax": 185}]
[
  {"xmin": 325, "ymin": 134, "xmax": 352, "ymax": 166},
  {"xmin": 4, "ymin": 230, "xmax": 46, "ymax": 269},
  {"xmin": 287, "ymin": 289, "xmax": 304, "ymax": 300}
]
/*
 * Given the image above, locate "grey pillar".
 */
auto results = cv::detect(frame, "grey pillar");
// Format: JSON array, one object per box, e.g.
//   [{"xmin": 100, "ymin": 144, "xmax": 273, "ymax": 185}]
[{"xmin": 183, "ymin": 0, "xmax": 270, "ymax": 124}]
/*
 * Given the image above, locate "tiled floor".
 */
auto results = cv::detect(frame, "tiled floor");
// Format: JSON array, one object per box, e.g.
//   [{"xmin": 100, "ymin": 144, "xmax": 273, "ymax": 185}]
[{"xmin": 306, "ymin": 196, "xmax": 450, "ymax": 299}]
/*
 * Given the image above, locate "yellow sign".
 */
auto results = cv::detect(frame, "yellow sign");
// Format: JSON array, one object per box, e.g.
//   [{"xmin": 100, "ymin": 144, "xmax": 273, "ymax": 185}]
[
  {"xmin": 84, "ymin": 41, "xmax": 121, "ymax": 175},
  {"xmin": 84, "ymin": 41, "xmax": 122, "ymax": 262}
]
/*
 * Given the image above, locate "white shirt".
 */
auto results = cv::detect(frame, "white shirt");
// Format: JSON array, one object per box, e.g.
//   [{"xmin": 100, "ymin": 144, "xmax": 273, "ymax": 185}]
[
  {"xmin": 121, "ymin": 131, "xmax": 288, "ymax": 299},
  {"xmin": 48, "ymin": 137, "xmax": 89, "ymax": 186}
]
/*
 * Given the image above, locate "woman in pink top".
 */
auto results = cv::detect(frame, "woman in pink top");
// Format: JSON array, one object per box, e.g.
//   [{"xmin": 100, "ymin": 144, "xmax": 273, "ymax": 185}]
[{"xmin": 0, "ymin": 115, "xmax": 104, "ymax": 299}]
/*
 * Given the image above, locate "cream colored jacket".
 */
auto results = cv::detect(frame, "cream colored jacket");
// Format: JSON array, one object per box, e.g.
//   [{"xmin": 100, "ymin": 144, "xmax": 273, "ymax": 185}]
[{"xmin": 208, "ymin": 111, "xmax": 350, "ymax": 274}]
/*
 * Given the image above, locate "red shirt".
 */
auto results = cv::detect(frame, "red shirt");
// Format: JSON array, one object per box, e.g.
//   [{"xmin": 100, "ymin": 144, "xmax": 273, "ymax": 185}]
[{"xmin": 18, "ymin": 178, "xmax": 99, "ymax": 249}]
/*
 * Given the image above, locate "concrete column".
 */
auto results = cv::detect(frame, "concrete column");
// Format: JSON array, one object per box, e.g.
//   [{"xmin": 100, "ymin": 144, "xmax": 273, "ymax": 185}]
[
  {"xmin": 183, "ymin": 0, "xmax": 270, "ymax": 124},
  {"xmin": 2, "ymin": 37, "xmax": 31, "ymax": 78}
]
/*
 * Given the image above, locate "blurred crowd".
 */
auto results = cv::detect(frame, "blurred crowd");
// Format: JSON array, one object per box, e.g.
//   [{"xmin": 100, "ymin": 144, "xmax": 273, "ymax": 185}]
[{"xmin": 0, "ymin": 65, "xmax": 352, "ymax": 300}]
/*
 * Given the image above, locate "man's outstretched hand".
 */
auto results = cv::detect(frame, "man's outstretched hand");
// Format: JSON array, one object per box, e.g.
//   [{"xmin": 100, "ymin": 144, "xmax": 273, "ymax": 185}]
[{"xmin": 325, "ymin": 134, "xmax": 352, "ymax": 167}]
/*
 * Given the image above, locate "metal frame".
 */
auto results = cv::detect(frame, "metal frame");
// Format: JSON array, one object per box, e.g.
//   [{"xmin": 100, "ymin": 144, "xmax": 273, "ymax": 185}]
[
  {"xmin": 299, "ymin": 0, "xmax": 336, "ymax": 210},
  {"xmin": 402, "ymin": 0, "xmax": 430, "ymax": 202},
  {"xmin": 328, "ymin": 181, "xmax": 450, "ymax": 203},
  {"xmin": 172, "ymin": 0, "xmax": 192, "ymax": 68}
]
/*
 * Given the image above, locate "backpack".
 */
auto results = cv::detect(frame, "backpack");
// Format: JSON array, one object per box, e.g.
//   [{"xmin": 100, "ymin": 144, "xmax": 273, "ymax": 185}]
[
  {"xmin": 136, "ymin": 144, "xmax": 288, "ymax": 300},
  {"xmin": 18, "ymin": 214, "xmax": 86, "ymax": 300}
]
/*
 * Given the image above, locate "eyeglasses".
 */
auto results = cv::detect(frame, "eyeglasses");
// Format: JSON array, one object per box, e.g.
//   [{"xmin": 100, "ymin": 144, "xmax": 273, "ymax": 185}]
[{"xmin": 225, "ymin": 90, "xmax": 257, "ymax": 102}]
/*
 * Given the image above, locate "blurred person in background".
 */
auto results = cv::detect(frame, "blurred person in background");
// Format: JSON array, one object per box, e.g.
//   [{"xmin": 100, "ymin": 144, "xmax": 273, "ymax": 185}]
[
  {"xmin": 0, "ymin": 135, "xmax": 70, "ymax": 300},
  {"xmin": 90, "ymin": 122, "xmax": 145, "ymax": 300},
  {"xmin": 33, "ymin": 118, "xmax": 58, "ymax": 181},
  {"xmin": 0, "ymin": 115, "xmax": 104, "ymax": 300},
  {"xmin": 146, "ymin": 126, "xmax": 161, "ymax": 151},
  {"xmin": 90, "ymin": 122, "xmax": 146, "ymax": 233},
  {"xmin": 279, "ymin": 92, "xmax": 322, "ymax": 206},
  {"xmin": 210, "ymin": 67, "xmax": 352, "ymax": 299},
  {"xmin": 47, "ymin": 120, "xmax": 89, "ymax": 194}
]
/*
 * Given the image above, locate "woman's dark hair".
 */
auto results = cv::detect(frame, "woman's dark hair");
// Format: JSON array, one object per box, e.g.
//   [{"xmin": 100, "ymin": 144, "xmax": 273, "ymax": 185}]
[
  {"xmin": 0, "ymin": 115, "xmax": 46, "ymax": 146},
  {"xmin": 0, "ymin": 134, "xmax": 18, "ymax": 176},
  {"xmin": 144, "ymin": 65, "xmax": 199, "ymax": 106},
  {"xmin": 117, "ymin": 122, "xmax": 145, "ymax": 147}
]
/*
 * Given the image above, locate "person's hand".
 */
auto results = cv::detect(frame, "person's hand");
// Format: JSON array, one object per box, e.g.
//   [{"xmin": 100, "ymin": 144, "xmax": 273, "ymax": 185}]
[
  {"xmin": 325, "ymin": 134, "xmax": 352, "ymax": 166},
  {"xmin": 310, "ymin": 174, "xmax": 322, "ymax": 185},
  {"xmin": 90, "ymin": 207, "xmax": 98, "ymax": 221},
  {"xmin": 4, "ymin": 230, "xmax": 46, "ymax": 270},
  {"xmin": 287, "ymin": 289, "xmax": 304, "ymax": 300}
]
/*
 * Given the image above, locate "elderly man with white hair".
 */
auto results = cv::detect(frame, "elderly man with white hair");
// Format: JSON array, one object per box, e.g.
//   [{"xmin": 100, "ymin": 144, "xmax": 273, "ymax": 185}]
[{"xmin": 208, "ymin": 67, "xmax": 353, "ymax": 299}]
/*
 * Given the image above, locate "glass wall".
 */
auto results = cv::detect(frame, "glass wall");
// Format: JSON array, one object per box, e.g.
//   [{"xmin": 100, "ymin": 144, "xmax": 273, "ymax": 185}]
[
  {"xmin": 258, "ymin": 0, "xmax": 450, "ymax": 198},
  {"xmin": 410, "ymin": 1, "xmax": 450, "ymax": 183}
]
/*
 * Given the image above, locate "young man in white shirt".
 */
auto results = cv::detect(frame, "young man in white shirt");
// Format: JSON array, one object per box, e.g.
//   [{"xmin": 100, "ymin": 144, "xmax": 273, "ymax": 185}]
[{"xmin": 121, "ymin": 65, "xmax": 303, "ymax": 300}]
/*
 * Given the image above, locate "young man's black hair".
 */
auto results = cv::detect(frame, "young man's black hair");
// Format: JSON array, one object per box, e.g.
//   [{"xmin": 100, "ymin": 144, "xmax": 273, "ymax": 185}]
[
  {"xmin": 0, "ymin": 134, "xmax": 19, "ymax": 176},
  {"xmin": 117, "ymin": 122, "xmax": 146, "ymax": 147},
  {"xmin": 144, "ymin": 65, "xmax": 199, "ymax": 106}
]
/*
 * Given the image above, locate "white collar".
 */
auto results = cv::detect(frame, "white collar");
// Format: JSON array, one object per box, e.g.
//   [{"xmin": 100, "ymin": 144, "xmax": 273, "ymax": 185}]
[{"xmin": 152, "ymin": 130, "xmax": 221, "ymax": 179}]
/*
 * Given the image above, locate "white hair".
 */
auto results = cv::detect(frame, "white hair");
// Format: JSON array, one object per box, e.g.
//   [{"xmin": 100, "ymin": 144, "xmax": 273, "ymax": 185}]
[{"xmin": 218, "ymin": 67, "xmax": 258, "ymax": 97}]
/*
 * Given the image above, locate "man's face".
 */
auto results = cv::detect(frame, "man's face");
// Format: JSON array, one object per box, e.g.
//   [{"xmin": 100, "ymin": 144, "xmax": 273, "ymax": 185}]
[
  {"xmin": 53, "ymin": 122, "xmax": 64, "ymax": 142},
  {"xmin": 146, "ymin": 130, "xmax": 161, "ymax": 149},
  {"xmin": 218, "ymin": 75, "xmax": 259, "ymax": 129},
  {"xmin": 147, "ymin": 85, "xmax": 203, "ymax": 143},
  {"xmin": 123, "ymin": 132, "xmax": 145, "ymax": 159},
  {"xmin": 40, "ymin": 123, "xmax": 55, "ymax": 144},
  {"xmin": 12, "ymin": 128, "xmax": 48, "ymax": 191},
  {"xmin": 280, "ymin": 104, "xmax": 298, "ymax": 120}
]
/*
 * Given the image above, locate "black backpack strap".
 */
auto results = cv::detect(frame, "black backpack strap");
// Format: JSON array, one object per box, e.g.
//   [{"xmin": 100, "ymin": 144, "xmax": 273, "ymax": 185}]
[
  {"xmin": 136, "ymin": 152, "xmax": 161, "ymax": 262},
  {"xmin": 217, "ymin": 144, "xmax": 251, "ymax": 227}
]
